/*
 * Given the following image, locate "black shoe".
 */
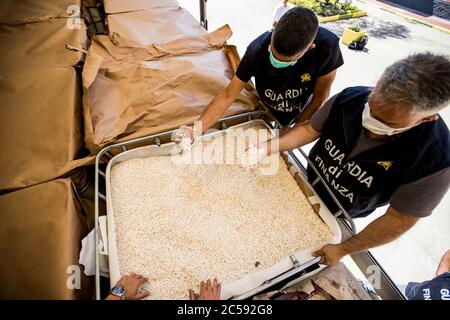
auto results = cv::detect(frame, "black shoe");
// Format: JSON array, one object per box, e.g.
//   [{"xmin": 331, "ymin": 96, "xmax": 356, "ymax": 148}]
[{"xmin": 349, "ymin": 35, "xmax": 368, "ymax": 51}]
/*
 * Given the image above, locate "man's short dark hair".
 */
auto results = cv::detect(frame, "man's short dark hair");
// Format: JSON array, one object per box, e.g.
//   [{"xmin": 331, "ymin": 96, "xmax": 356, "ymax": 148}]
[{"xmin": 273, "ymin": 7, "xmax": 319, "ymax": 57}]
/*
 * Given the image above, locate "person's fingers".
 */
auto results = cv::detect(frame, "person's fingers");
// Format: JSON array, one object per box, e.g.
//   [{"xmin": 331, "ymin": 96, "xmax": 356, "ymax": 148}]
[
  {"xmin": 214, "ymin": 280, "xmax": 221, "ymax": 299},
  {"xmin": 200, "ymin": 281, "xmax": 206, "ymax": 293},
  {"xmin": 312, "ymin": 250, "xmax": 325, "ymax": 264},
  {"xmin": 138, "ymin": 277, "xmax": 148, "ymax": 286},
  {"xmin": 206, "ymin": 279, "xmax": 212, "ymax": 292},
  {"xmin": 189, "ymin": 289, "xmax": 197, "ymax": 300},
  {"xmin": 214, "ymin": 278, "xmax": 221, "ymax": 294},
  {"xmin": 135, "ymin": 290, "xmax": 151, "ymax": 300}
]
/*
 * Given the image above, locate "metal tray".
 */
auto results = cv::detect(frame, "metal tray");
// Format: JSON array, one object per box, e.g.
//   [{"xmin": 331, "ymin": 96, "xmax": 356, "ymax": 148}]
[{"xmin": 96, "ymin": 113, "xmax": 348, "ymax": 299}]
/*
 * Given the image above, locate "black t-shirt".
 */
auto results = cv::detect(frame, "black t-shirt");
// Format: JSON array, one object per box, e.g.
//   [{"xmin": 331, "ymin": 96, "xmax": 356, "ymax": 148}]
[{"xmin": 236, "ymin": 27, "xmax": 343, "ymax": 125}]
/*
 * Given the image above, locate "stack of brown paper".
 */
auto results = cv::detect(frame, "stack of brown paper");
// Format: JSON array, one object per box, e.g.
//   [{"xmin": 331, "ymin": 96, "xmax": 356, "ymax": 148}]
[
  {"xmin": 0, "ymin": 1, "xmax": 95, "ymax": 300},
  {"xmin": 0, "ymin": 179, "xmax": 92, "ymax": 299},
  {"xmin": 0, "ymin": 67, "xmax": 94, "ymax": 193},
  {"xmin": 82, "ymin": 19, "xmax": 259, "ymax": 153},
  {"xmin": 0, "ymin": 19, "xmax": 87, "ymax": 75},
  {"xmin": 0, "ymin": 0, "xmax": 82, "ymax": 25},
  {"xmin": 103, "ymin": 0, "xmax": 179, "ymax": 14},
  {"xmin": 107, "ymin": 6, "xmax": 206, "ymax": 46}
]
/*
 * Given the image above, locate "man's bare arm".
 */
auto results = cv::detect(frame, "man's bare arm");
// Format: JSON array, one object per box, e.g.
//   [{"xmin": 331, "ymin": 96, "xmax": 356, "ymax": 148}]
[
  {"xmin": 341, "ymin": 206, "xmax": 419, "ymax": 253},
  {"xmin": 314, "ymin": 206, "xmax": 419, "ymax": 266},
  {"xmin": 199, "ymin": 75, "xmax": 246, "ymax": 133},
  {"xmin": 296, "ymin": 70, "xmax": 337, "ymax": 124},
  {"xmin": 266, "ymin": 122, "xmax": 321, "ymax": 154}
]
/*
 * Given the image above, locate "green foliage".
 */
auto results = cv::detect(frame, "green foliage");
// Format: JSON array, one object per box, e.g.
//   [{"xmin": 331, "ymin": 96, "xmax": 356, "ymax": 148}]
[
  {"xmin": 289, "ymin": 0, "xmax": 361, "ymax": 17},
  {"xmin": 348, "ymin": 24, "xmax": 361, "ymax": 32}
]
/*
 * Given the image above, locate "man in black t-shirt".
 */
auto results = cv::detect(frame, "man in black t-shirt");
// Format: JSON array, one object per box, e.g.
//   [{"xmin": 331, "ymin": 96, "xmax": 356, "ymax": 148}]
[
  {"xmin": 175, "ymin": 7, "xmax": 343, "ymax": 140},
  {"xmin": 260, "ymin": 53, "xmax": 450, "ymax": 267}
]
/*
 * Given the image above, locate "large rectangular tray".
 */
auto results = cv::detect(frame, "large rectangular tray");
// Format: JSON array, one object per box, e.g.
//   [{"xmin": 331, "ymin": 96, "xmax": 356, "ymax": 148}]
[{"xmin": 103, "ymin": 119, "xmax": 342, "ymax": 299}]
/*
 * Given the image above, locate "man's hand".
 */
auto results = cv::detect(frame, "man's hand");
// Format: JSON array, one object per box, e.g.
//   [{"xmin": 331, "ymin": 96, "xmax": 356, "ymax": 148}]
[
  {"xmin": 173, "ymin": 125, "xmax": 196, "ymax": 145},
  {"xmin": 313, "ymin": 244, "xmax": 347, "ymax": 266},
  {"xmin": 189, "ymin": 279, "xmax": 221, "ymax": 300},
  {"xmin": 312, "ymin": 207, "xmax": 419, "ymax": 267},
  {"xmin": 106, "ymin": 273, "xmax": 150, "ymax": 300},
  {"xmin": 239, "ymin": 143, "xmax": 268, "ymax": 169}
]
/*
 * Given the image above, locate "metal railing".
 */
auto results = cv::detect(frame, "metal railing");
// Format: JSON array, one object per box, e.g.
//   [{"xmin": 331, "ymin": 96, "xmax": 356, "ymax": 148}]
[{"xmin": 199, "ymin": 0, "xmax": 208, "ymax": 30}]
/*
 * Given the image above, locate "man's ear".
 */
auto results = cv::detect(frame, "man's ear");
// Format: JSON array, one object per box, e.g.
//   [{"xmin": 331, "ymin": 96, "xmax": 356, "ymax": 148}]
[
  {"xmin": 421, "ymin": 114, "xmax": 439, "ymax": 123},
  {"xmin": 309, "ymin": 43, "xmax": 316, "ymax": 50}
]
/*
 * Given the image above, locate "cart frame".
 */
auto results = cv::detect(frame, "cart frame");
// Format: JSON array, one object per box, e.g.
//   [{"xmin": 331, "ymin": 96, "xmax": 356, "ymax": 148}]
[{"xmin": 93, "ymin": 110, "xmax": 405, "ymax": 300}]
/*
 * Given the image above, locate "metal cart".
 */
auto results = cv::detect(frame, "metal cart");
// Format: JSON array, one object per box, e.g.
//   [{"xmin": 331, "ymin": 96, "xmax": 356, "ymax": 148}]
[
  {"xmin": 94, "ymin": 110, "xmax": 404, "ymax": 300},
  {"xmin": 93, "ymin": 0, "xmax": 404, "ymax": 300}
]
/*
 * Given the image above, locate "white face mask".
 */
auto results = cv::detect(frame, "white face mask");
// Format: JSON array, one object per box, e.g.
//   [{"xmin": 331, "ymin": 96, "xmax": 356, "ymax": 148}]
[{"xmin": 362, "ymin": 103, "xmax": 418, "ymax": 136}]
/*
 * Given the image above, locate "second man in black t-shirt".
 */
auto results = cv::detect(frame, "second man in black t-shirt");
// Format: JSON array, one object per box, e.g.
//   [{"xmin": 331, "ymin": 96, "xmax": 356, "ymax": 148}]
[{"xmin": 175, "ymin": 6, "xmax": 344, "ymax": 140}]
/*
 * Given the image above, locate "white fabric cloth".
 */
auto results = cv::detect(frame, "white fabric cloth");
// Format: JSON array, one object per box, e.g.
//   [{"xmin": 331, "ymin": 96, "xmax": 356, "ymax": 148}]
[
  {"xmin": 272, "ymin": 3, "xmax": 291, "ymax": 24},
  {"xmin": 79, "ymin": 216, "xmax": 110, "ymax": 277}
]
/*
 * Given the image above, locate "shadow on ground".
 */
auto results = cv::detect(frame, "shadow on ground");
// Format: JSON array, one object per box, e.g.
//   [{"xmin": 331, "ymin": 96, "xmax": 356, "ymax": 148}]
[{"xmin": 323, "ymin": 16, "xmax": 411, "ymax": 40}]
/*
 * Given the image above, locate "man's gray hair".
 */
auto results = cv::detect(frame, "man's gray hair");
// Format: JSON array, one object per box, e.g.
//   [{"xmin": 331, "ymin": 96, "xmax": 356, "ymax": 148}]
[{"xmin": 371, "ymin": 53, "xmax": 450, "ymax": 113}]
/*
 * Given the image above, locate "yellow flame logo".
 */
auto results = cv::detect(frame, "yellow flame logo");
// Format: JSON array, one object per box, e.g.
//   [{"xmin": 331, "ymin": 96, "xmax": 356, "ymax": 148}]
[
  {"xmin": 301, "ymin": 73, "xmax": 311, "ymax": 82},
  {"xmin": 377, "ymin": 161, "xmax": 393, "ymax": 171}
]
